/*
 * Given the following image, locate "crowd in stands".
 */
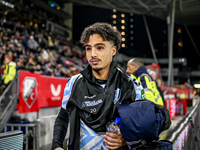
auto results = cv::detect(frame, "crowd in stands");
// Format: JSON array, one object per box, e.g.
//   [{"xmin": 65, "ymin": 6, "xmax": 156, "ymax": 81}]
[{"xmin": 0, "ymin": 17, "xmax": 88, "ymax": 93}]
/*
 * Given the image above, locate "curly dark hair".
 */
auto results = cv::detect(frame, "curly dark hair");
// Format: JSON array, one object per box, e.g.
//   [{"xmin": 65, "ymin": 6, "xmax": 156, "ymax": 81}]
[{"xmin": 80, "ymin": 22, "xmax": 122, "ymax": 52}]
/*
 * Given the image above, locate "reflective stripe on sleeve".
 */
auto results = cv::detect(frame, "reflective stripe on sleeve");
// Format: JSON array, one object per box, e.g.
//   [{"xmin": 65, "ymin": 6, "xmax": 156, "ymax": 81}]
[
  {"xmin": 144, "ymin": 88, "xmax": 153, "ymax": 93},
  {"xmin": 155, "ymin": 94, "xmax": 161, "ymax": 102}
]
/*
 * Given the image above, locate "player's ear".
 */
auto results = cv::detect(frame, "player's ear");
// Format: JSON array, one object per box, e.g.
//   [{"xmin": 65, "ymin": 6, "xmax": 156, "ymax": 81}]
[{"xmin": 112, "ymin": 46, "xmax": 116, "ymax": 56}]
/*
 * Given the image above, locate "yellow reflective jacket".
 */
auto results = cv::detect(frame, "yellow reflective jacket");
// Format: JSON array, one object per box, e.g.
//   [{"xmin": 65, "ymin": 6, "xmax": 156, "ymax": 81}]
[
  {"xmin": 2, "ymin": 61, "xmax": 17, "ymax": 85},
  {"xmin": 131, "ymin": 73, "xmax": 164, "ymax": 106}
]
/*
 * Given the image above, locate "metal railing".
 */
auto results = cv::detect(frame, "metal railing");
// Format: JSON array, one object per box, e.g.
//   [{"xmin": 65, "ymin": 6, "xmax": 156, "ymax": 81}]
[
  {"xmin": 0, "ymin": 130, "xmax": 23, "ymax": 150},
  {"xmin": 0, "ymin": 74, "xmax": 19, "ymax": 132},
  {"xmin": 2, "ymin": 123, "xmax": 39, "ymax": 150},
  {"xmin": 163, "ymin": 97, "xmax": 200, "ymax": 150}
]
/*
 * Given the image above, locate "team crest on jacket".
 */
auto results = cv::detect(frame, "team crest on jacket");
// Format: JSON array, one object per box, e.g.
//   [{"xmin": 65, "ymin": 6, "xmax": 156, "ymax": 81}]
[
  {"xmin": 113, "ymin": 88, "xmax": 121, "ymax": 104},
  {"xmin": 22, "ymin": 77, "xmax": 37, "ymax": 108}
]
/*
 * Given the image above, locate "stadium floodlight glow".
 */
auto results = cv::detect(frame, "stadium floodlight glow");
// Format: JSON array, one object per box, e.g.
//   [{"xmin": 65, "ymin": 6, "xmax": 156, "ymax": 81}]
[
  {"xmin": 178, "ymin": 42, "xmax": 183, "ymax": 47},
  {"xmin": 121, "ymin": 32, "xmax": 125, "ymax": 35},
  {"xmin": 113, "ymin": 9, "xmax": 116, "ymax": 13},
  {"xmin": 1, "ymin": 1, "xmax": 14, "ymax": 8},
  {"xmin": 121, "ymin": 14, "xmax": 125, "ymax": 18},
  {"xmin": 178, "ymin": 28, "xmax": 181, "ymax": 33},
  {"xmin": 121, "ymin": 26, "xmax": 125, "ymax": 30},
  {"xmin": 113, "ymin": 15, "xmax": 117, "ymax": 19},
  {"xmin": 122, "ymin": 43, "xmax": 125, "ymax": 48},
  {"xmin": 121, "ymin": 20, "xmax": 125, "ymax": 24},
  {"xmin": 194, "ymin": 84, "xmax": 200, "ymax": 88}
]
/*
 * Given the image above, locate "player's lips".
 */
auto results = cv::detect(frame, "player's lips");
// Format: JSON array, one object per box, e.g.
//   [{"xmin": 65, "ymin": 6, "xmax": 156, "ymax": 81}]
[{"xmin": 90, "ymin": 59, "xmax": 100, "ymax": 65}]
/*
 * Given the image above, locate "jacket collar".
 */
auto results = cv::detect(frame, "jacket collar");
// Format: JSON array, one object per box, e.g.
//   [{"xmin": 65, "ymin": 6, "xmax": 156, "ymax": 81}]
[
  {"xmin": 133, "ymin": 66, "xmax": 148, "ymax": 78},
  {"xmin": 80, "ymin": 61, "xmax": 117, "ymax": 83}
]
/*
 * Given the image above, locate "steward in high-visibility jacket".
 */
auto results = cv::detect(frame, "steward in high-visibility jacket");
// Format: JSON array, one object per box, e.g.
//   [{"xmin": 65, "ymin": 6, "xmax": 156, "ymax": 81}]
[
  {"xmin": 2, "ymin": 57, "xmax": 17, "ymax": 87},
  {"xmin": 126, "ymin": 58, "xmax": 164, "ymax": 106},
  {"xmin": 130, "ymin": 67, "xmax": 164, "ymax": 106}
]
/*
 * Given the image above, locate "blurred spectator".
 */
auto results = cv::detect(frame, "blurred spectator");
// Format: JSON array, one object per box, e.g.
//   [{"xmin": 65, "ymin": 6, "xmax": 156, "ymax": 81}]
[
  {"xmin": 35, "ymin": 33, "xmax": 46, "ymax": 48},
  {"xmin": 0, "ymin": 45, "xmax": 6, "ymax": 65},
  {"xmin": 44, "ymin": 62, "xmax": 54, "ymax": 76},
  {"xmin": 0, "ymin": 55, "xmax": 17, "ymax": 94},
  {"xmin": 55, "ymin": 51, "xmax": 63, "ymax": 64},
  {"xmin": 41, "ymin": 48, "xmax": 49, "ymax": 62},
  {"xmin": 36, "ymin": 55, "xmax": 45, "ymax": 67},
  {"xmin": 53, "ymin": 38, "xmax": 59, "ymax": 50},
  {"xmin": 68, "ymin": 65, "xmax": 79, "ymax": 77},
  {"xmin": 35, "ymin": 64, "xmax": 43, "ymax": 74},
  {"xmin": 22, "ymin": 35, "xmax": 29, "ymax": 53},
  {"xmin": 26, "ymin": 57, "xmax": 36, "ymax": 72},
  {"xmin": 17, "ymin": 58, "xmax": 26, "ymax": 71},
  {"xmin": 47, "ymin": 49, "xmax": 55, "ymax": 62},
  {"xmin": 28, "ymin": 35, "xmax": 38, "ymax": 53},
  {"xmin": 13, "ymin": 44, "xmax": 24, "ymax": 62},
  {"xmin": 36, "ymin": 46, "xmax": 42, "ymax": 54},
  {"xmin": 16, "ymin": 44, "xmax": 25, "ymax": 56},
  {"xmin": 48, "ymin": 36, "xmax": 54, "ymax": 50},
  {"xmin": 157, "ymin": 78, "xmax": 162, "ymax": 87},
  {"xmin": 148, "ymin": 70, "xmax": 157, "ymax": 81}
]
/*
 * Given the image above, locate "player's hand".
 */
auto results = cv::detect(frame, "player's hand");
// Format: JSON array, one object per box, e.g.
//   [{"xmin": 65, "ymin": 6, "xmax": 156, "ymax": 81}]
[{"xmin": 103, "ymin": 132, "xmax": 126, "ymax": 149}]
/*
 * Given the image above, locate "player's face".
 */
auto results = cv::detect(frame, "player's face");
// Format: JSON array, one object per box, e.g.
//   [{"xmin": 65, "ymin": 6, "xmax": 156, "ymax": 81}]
[{"xmin": 85, "ymin": 34, "xmax": 116, "ymax": 72}]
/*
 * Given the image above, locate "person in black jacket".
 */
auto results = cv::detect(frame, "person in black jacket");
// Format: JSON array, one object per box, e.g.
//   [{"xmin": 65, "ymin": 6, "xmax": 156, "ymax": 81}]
[{"xmin": 52, "ymin": 23, "xmax": 160, "ymax": 150}]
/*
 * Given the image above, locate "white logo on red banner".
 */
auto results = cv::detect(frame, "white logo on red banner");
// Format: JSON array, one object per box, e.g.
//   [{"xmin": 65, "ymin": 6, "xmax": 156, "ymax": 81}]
[
  {"xmin": 51, "ymin": 84, "xmax": 61, "ymax": 96},
  {"xmin": 51, "ymin": 84, "xmax": 61, "ymax": 100},
  {"xmin": 22, "ymin": 77, "xmax": 37, "ymax": 107}
]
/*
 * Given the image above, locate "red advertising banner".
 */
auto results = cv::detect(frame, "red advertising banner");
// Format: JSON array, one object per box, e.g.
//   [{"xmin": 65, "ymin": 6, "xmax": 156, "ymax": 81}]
[
  {"xmin": 18, "ymin": 71, "xmax": 68, "ymax": 113},
  {"xmin": 169, "ymin": 98, "xmax": 177, "ymax": 119},
  {"xmin": 39, "ymin": 76, "xmax": 68, "ymax": 108}
]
